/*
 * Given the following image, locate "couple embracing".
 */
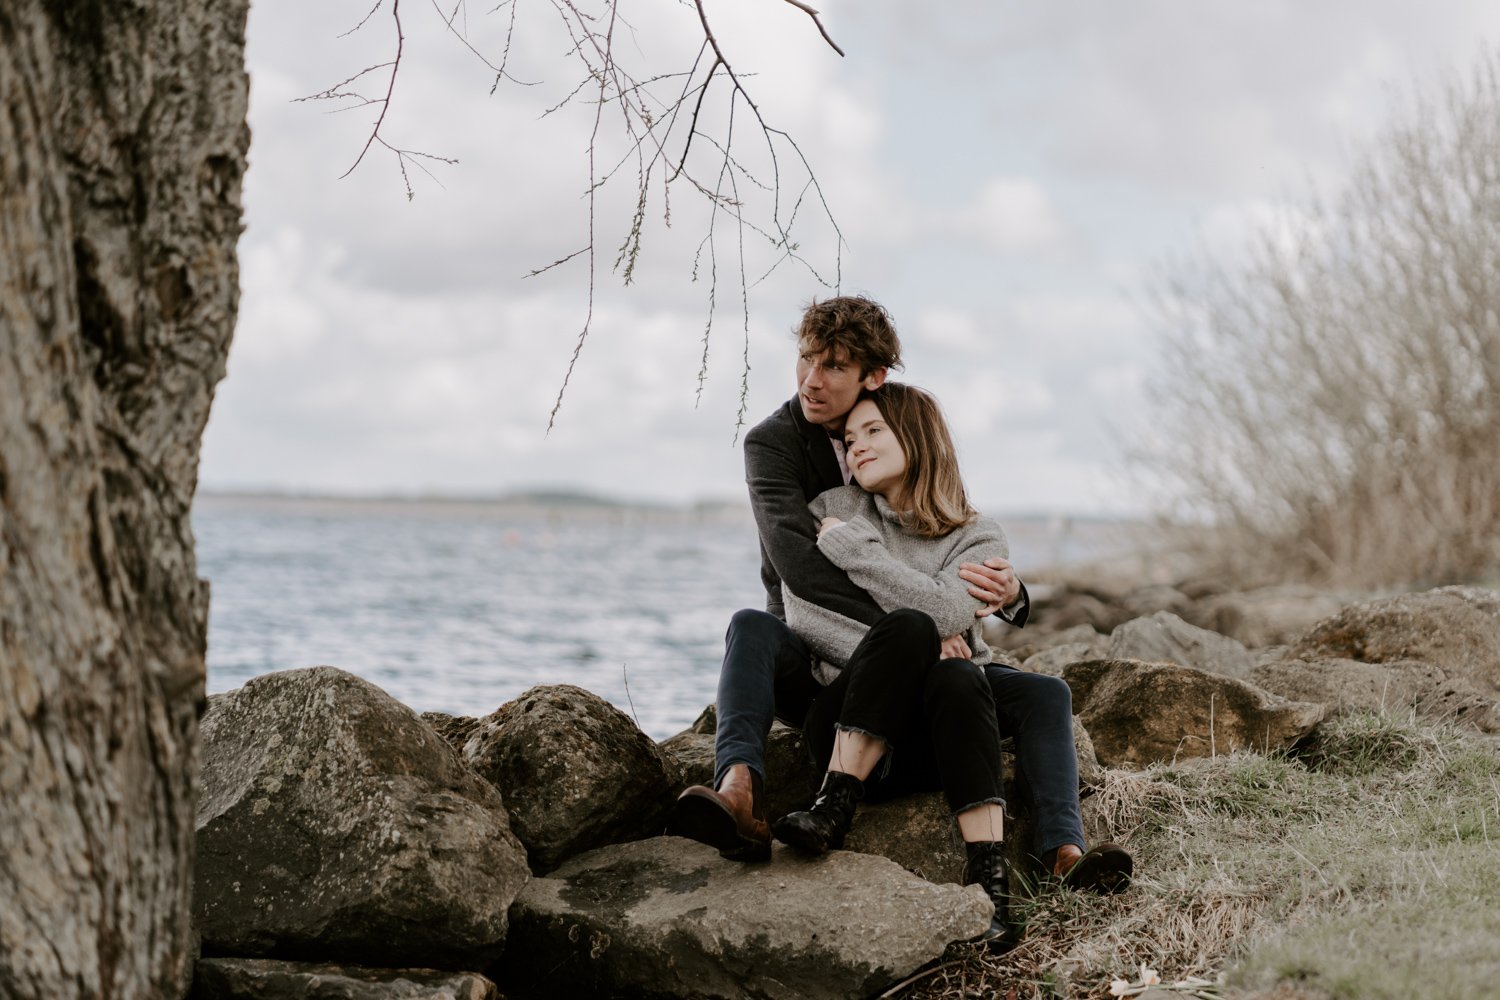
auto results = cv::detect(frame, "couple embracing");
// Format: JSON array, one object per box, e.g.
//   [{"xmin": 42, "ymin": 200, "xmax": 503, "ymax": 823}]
[{"xmin": 667, "ymin": 296, "xmax": 1131, "ymax": 947}]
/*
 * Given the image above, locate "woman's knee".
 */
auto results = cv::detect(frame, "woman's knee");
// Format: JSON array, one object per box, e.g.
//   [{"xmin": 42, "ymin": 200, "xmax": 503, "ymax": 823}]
[{"xmin": 873, "ymin": 608, "xmax": 939, "ymax": 646}]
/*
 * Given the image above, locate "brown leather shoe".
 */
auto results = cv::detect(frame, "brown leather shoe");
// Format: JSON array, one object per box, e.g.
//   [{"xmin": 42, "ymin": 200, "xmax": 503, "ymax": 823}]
[
  {"xmin": 1045, "ymin": 842, "xmax": 1133, "ymax": 894},
  {"xmin": 666, "ymin": 764, "xmax": 771, "ymax": 862}
]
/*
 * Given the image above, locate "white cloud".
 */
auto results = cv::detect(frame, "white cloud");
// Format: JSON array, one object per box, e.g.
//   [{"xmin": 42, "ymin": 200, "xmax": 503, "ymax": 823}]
[
  {"xmin": 943, "ymin": 177, "xmax": 1071, "ymax": 256},
  {"xmin": 208, "ymin": 0, "xmax": 1500, "ymax": 517}
]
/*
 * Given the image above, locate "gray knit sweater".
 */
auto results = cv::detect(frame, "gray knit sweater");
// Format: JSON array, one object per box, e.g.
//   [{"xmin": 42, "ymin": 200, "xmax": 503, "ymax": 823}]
[{"xmin": 783, "ymin": 485, "xmax": 1008, "ymax": 681}]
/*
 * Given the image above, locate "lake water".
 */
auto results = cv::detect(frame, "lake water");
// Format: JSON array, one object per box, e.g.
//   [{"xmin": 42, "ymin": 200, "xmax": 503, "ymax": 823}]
[{"xmin": 195, "ymin": 494, "xmax": 1123, "ymax": 739}]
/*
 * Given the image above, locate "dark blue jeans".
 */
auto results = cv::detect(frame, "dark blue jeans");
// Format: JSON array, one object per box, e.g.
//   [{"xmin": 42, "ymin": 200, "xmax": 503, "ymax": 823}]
[
  {"xmin": 714, "ymin": 607, "xmax": 1086, "ymax": 856},
  {"xmin": 713, "ymin": 609, "xmax": 823, "ymax": 787},
  {"xmin": 981, "ymin": 662, "xmax": 1085, "ymax": 859}
]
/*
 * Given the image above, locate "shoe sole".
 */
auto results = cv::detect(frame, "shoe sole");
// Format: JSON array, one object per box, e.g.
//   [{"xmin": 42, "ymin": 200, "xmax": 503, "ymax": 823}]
[
  {"xmin": 771, "ymin": 815, "xmax": 832, "ymax": 856},
  {"xmin": 970, "ymin": 921, "xmax": 1019, "ymax": 950},
  {"xmin": 667, "ymin": 792, "xmax": 771, "ymax": 862},
  {"xmin": 1063, "ymin": 843, "xmax": 1132, "ymax": 894}
]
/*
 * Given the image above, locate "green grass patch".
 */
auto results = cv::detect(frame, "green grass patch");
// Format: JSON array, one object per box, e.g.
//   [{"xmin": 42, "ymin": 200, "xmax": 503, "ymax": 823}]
[{"xmin": 893, "ymin": 711, "xmax": 1500, "ymax": 1000}]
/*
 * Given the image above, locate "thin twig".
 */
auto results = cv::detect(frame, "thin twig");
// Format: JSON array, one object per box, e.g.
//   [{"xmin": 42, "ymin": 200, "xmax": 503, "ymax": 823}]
[
  {"xmin": 878, "ymin": 959, "xmax": 967, "ymax": 998},
  {"xmin": 340, "ymin": 0, "xmax": 405, "ymax": 180},
  {"xmin": 774, "ymin": 0, "xmax": 844, "ymax": 56},
  {"xmin": 621, "ymin": 663, "xmax": 638, "ymax": 724}
]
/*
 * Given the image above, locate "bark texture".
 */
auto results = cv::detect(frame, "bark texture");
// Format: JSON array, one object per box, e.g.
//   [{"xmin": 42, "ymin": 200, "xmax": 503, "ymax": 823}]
[{"xmin": 0, "ymin": 1, "xmax": 248, "ymax": 996}]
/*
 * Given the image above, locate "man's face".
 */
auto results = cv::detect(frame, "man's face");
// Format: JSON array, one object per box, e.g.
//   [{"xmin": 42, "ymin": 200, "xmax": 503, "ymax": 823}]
[{"xmin": 796, "ymin": 341, "xmax": 887, "ymax": 432}]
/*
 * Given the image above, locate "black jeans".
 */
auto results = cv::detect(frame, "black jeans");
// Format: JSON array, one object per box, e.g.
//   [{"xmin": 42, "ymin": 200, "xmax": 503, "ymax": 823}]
[{"xmin": 803, "ymin": 609, "xmax": 1005, "ymax": 816}]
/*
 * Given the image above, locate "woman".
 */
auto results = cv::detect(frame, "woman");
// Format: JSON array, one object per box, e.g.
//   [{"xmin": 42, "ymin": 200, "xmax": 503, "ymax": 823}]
[{"xmin": 772, "ymin": 382, "xmax": 1127, "ymax": 945}]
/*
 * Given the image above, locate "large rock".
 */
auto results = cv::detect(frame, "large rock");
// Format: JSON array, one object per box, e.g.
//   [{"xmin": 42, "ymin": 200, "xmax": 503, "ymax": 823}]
[
  {"xmin": 502, "ymin": 838, "xmax": 993, "ymax": 1000},
  {"xmin": 842, "ymin": 792, "xmax": 968, "ymax": 886},
  {"xmin": 196, "ymin": 667, "xmax": 529, "ymax": 968},
  {"xmin": 420, "ymin": 711, "xmax": 482, "ymax": 754},
  {"xmin": 1062, "ymin": 659, "xmax": 1325, "ymax": 767},
  {"xmin": 464, "ymin": 684, "xmax": 674, "ymax": 872},
  {"xmin": 1117, "ymin": 584, "xmax": 1193, "ymax": 619},
  {"xmin": 1107, "ymin": 611, "xmax": 1255, "ymax": 680},
  {"xmin": 659, "ymin": 721, "xmax": 819, "ymax": 821},
  {"xmin": 1005, "ymin": 623, "xmax": 1108, "ymax": 669},
  {"xmin": 1252, "ymin": 657, "xmax": 1500, "ymax": 733},
  {"xmin": 1029, "ymin": 591, "xmax": 1134, "ymax": 636},
  {"xmin": 1022, "ymin": 631, "xmax": 1111, "ymax": 676},
  {"xmin": 1183, "ymin": 585, "xmax": 1360, "ymax": 648},
  {"xmin": 192, "ymin": 958, "xmax": 498, "ymax": 1000},
  {"xmin": 837, "ymin": 790, "xmax": 1039, "ymax": 887},
  {"xmin": 1288, "ymin": 586, "xmax": 1500, "ymax": 694},
  {"xmin": 1072, "ymin": 717, "xmax": 1107, "ymax": 792}
]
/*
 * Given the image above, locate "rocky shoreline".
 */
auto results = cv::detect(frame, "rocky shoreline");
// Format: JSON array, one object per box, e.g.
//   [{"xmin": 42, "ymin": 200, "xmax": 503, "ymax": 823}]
[{"xmin": 189, "ymin": 583, "xmax": 1500, "ymax": 999}]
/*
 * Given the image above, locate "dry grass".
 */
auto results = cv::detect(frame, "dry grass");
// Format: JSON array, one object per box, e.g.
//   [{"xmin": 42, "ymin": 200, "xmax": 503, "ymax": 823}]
[{"xmin": 887, "ymin": 711, "xmax": 1500, "ymax": 1000}]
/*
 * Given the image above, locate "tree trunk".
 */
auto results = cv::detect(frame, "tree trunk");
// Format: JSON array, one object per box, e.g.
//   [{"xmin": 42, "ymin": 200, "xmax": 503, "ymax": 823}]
[{"xmin": 0, "ymin": 1, "xmax": 248, "ymax": 997}]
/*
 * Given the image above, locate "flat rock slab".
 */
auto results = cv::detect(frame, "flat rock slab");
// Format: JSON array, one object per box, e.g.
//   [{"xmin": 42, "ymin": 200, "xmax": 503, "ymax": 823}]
[
  {"xmin": 503, "ymin": 837, "xmax": 992, "ymax": 1000},
  {"xmin": 192, "ymin": 958, "xmax": 498, "ymax": 1000}
]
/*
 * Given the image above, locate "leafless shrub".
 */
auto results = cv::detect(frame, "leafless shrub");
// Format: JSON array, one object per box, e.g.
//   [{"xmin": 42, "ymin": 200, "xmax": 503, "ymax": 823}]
[{"xmin": 1142, "ymin": 52, "xmax": 1500, "ymax": 588}]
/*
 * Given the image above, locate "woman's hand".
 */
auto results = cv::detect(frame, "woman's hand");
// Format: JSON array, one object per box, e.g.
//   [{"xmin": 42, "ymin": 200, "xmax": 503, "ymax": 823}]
[
  {"xmin": 938, "ymin": 633, "xmax": 973, "ymax": 660},
  {"xmin": 817, "ymin": 516, "xmax": 845, "ymax": 539}
]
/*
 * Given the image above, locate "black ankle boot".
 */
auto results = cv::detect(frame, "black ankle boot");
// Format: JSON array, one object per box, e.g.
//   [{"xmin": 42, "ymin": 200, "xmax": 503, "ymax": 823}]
[
  {"xmin": 964, "ymin": 840, "xmax": 1018, "ymax": 948},
  {"xmin": 772, "ymin": 771, "xmax": 864, "ymax": 855}
]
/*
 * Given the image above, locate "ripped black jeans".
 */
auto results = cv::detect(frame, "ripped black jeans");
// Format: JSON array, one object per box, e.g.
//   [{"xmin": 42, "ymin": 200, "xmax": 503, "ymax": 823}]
[{"xmin": 804, "ymin": 608, "xmax": 1006, "ymax": 817}]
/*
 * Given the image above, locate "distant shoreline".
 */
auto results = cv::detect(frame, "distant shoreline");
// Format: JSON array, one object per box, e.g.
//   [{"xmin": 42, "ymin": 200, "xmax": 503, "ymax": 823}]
[
  {"xmin": 193, "ymin": 490, "xmax": 755, "ymax": 525},
  {"xmin": 194, "ymin": 488, "xmax": 1141, "ymax": 528}
]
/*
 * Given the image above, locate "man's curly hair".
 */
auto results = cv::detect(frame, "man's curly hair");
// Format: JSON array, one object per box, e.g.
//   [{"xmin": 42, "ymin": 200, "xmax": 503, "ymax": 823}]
[{"xmin": 795, "ymin": 295, "xmax": 904, "ymax": 378}]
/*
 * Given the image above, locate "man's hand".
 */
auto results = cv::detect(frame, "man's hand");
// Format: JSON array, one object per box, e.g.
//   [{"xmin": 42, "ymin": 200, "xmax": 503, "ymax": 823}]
[
  {"xmin": 958, "ymin": 557, "xmax": 1020, "ymax": 616},
  {"xmin": 817, "ymin": 516, "xmax": 845, "ymax": 539},
  {"xmin": 938, "ymin": 633, "xmax": 972, "ymax": 660}
]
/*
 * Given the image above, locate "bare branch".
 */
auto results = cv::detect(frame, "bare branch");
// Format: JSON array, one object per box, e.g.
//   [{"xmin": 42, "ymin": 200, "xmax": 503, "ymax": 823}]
[
  {"xmin": 338, "ymin": 0, "xmax": 406, "ymax": 180},
  {"xmin": 546, "ymin": 0, "xmax": 617, "ymax": 434},
  {"xmin": 774, "ymin": 0, "xmax": 844, "ymax": 57},
  {"xmin": 524, "ymin": 247, "xmax": 590, "ymax": 278},
  {"xmin": 340, "ymin": 0, "xmax": 388, "ymax": 38},
  {"xmin": 295, "ymin": 62, "xmax": 397, "ymax": 103},
  {"xmin": 308, "ymin": 0, "xmax": 847, "ymax": 429}
]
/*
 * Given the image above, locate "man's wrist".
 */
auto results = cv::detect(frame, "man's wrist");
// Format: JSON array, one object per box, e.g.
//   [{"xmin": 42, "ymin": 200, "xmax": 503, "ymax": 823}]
[{"xmin": 996, "ymin": 582, "xmax": 1028, "ymax": 620}]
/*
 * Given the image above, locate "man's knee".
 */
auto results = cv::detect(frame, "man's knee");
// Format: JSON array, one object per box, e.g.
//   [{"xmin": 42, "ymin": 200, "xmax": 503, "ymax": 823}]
[
  {"xmin": 989, "ymin": 665, "xmax": 1074, "ymax": 713},
  {"xmin": 1031, "ymin": 673, "xmax": 1073, "ymax": 713},
  {"xmin": 727, "ymin": 607, "xmax": 779, "ymax": 640}
]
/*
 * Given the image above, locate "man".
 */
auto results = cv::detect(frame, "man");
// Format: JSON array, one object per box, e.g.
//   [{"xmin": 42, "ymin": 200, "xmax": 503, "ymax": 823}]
[{"xmin": 668, "ymin": 295, "xmax": 1128, "ymax": 900}]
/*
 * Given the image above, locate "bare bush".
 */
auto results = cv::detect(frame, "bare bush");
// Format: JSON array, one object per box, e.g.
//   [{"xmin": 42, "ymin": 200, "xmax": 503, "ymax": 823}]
[{"xmin": 1144, "ymin": 53, "xmax": 1500, "ymax": 588}]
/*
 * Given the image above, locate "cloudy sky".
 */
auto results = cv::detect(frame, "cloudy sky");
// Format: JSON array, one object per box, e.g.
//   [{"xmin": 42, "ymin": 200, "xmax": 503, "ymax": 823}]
[{"xmin": 201, "ymin": 1, "xmax": 1500, "ymax": 515}]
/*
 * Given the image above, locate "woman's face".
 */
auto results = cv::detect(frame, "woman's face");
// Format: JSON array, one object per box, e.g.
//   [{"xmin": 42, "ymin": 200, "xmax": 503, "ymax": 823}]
[{"xmin": 844, "ymin": 399, "xmax": 907, "ymax": 499}]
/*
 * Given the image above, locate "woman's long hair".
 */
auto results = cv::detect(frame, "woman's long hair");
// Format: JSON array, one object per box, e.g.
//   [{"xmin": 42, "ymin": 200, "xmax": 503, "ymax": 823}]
[{"xmin": 862, "ymin": 382, "xmax": 976, "ymax": 537}]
